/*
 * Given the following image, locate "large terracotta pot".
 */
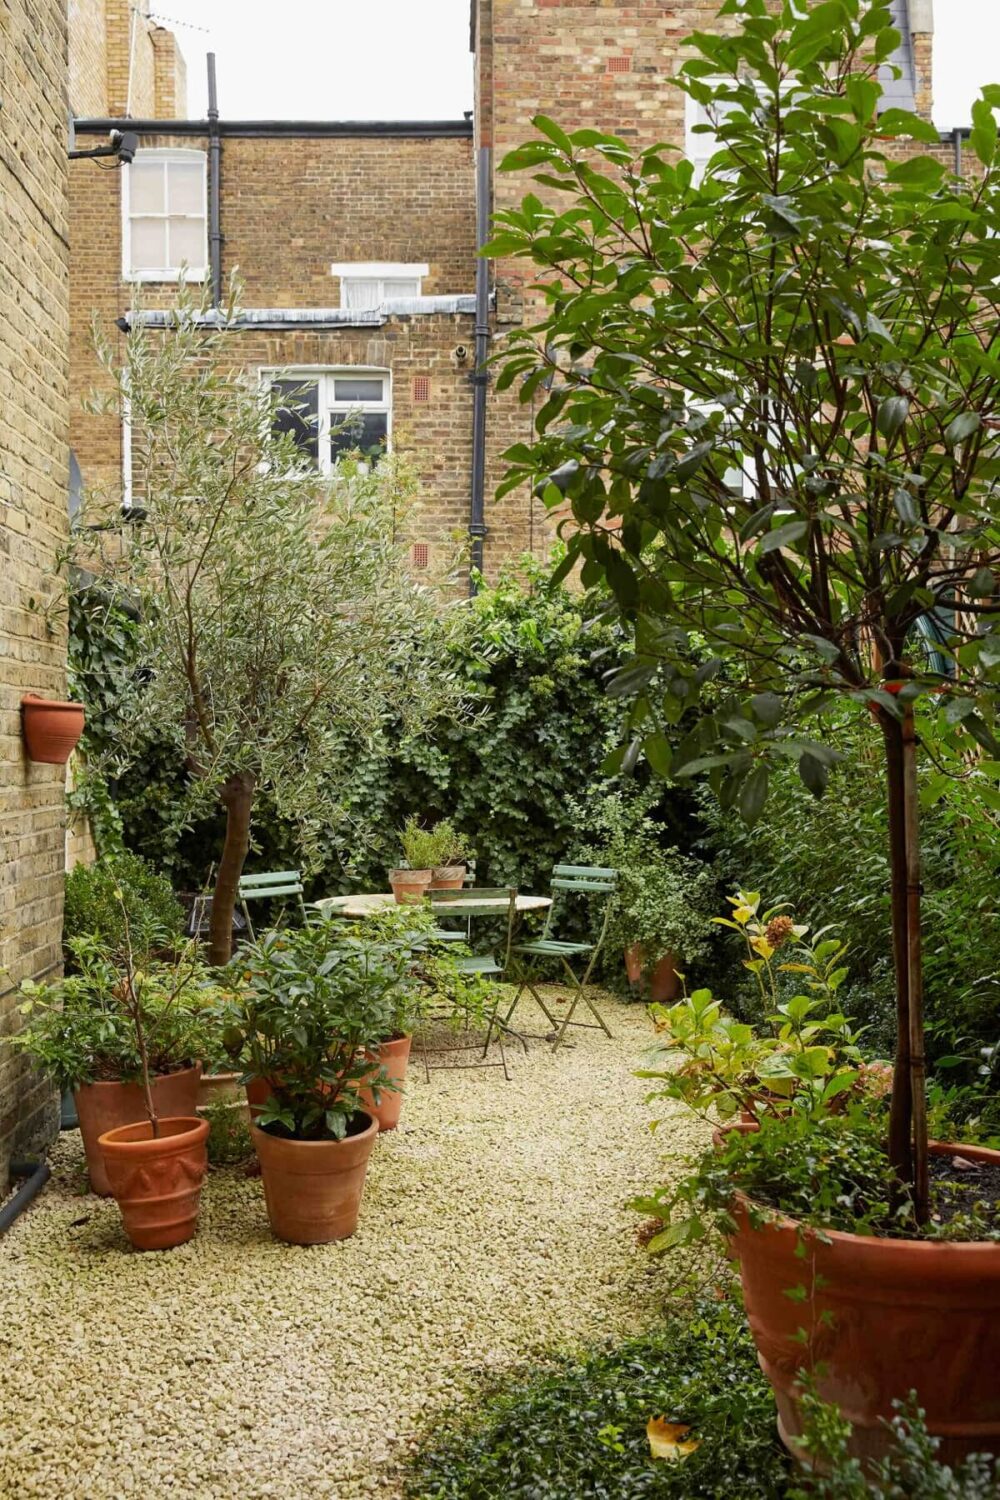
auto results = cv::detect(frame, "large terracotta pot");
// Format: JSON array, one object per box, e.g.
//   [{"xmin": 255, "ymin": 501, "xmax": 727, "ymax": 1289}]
[
  {"xmin": 98, "ymin": 1115, "xmax": 209, "ymax": 1251},
  {"xmin": 729, "ymin": 1138, "xmax": 1000, "ymax": 1467},
  {"xmin": 75, "ymin": 1064, "xmax": 203, "ymax": 1196},
  {"xmin": 389, "ymin": 868, "xmax": 432, "ymax": 904},
  {"xmin": 357, "ymin": 1034, "xmax": 411, "ymax": 1131},
  {"xmin": 197, "ymin": 1069, "xmax": 244, "ymax": 1111},
  {"xmin": 624, "ymin": 944, "xmax": 681, "ymax": 1003},
  {"xmin": 20, "ymin": 695, "xmax": 85, "ymax": 764},
  {"xmin": 251, "ymin": 1111, "xmax": 378, "ymax": 1244},
  {"xmin": 430, "ymin": 865, "xmax": 465, "ymax": 890}
]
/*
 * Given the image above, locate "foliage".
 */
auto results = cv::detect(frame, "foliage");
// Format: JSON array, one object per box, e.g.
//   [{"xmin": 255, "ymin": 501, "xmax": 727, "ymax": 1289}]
[
  {"xmin": 791, "ymin": 1392, "xmax": 1000, "ymax": 1498},
  {"xmin": 10, "ymin": 934, "xmax": 220, "ymax": 1093},
  {"xmin": 203, "ymin": 1098, "xmax": 253, "ymax": 1167},
  {"xmin": 405, "ymin": 1297, "xmax": 789, "ymax": 1499},
  {"xmin": 398, "ymin": 816, "xmax": 466, "ymax": 872},
  {"xmin": 491, "ymin": 0, "xmax": 1000, "ymax": 1213},
  {"xmin": 63, "ymin": 851, "xmax": 185, "ymax": 961},
  {"xmin": 69, "ymin": 280, "xmax": 467, "ymax": 963},
  {"xmin": 65, "ymin": 587, "xmax": 137, "ymax": 856},
  {"xmin": 572, "ymin": 787, "xmax": 717, "ymax": 970},
  {"xmin": 639, "ymin": 1109, "xmax": 1000, "ymax": 1251}
]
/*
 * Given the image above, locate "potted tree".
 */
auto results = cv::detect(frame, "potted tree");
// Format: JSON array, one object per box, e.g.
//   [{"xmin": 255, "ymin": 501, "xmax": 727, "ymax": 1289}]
[
  {"xmin": 492, "ymin": 0, "xmax": 1000, "ymax": 1464},
  {"xmin": 12, "ymin": 933, "xmax": 215, "ymax": 1198},
  {"xmin": 221, "ymin": 921, "xmax": 398, "ymax": 1243}
]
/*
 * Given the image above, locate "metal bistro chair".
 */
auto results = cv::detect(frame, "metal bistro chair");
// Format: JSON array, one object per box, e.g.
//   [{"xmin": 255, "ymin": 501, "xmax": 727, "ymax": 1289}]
[
  {"xmin": 503, "ymin": 864, "xmax": 618, "ymax": 1052},
  {"xmin": 237, "ymin": 869, "xmax": 308, "ymax": 941},
  {"xmin": 420, "ymin": 886, "xmax": 519, "ymax": 1081}
]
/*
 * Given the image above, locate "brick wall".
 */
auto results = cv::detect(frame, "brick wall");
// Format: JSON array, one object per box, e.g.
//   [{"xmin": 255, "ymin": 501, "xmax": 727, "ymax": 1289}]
[{"xmin": 0, "ymin": 0, "xmax": 71, "ymax": 1182}]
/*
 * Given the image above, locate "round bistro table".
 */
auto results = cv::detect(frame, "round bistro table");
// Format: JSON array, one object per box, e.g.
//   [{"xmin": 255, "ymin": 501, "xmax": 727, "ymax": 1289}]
[{"xmin": 314, "ymin": 891, "xmax": 551, "ymax": 919}]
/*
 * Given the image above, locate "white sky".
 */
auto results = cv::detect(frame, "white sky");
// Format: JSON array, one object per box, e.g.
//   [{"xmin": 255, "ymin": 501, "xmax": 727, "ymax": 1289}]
[{"xmin": 148, "ymin": 0, "xmax": 997, "ymax": 129}]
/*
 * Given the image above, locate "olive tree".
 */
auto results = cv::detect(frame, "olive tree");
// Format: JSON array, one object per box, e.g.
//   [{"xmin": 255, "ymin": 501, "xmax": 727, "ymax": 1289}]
[
  {"xmin": 490, "ymin": 0, "xmax": 1000, "ymax": 1218},
  {"xmin": 75, "ymin": 288, "xmax": 466, "ymax": 964}
]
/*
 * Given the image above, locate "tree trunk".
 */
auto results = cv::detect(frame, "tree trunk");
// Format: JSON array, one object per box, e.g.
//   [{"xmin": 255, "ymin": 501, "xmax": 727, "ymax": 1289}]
[
  {"xmin": 881, "ymin": 706, "xmax": 930, "ymax": 1222},
  {"xmin": 209, "ymin": 772, "xmax": 256, "ymax": 967}
]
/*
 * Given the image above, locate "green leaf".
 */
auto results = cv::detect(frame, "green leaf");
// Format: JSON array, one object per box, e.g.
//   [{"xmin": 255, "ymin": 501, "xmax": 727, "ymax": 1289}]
[
  {"xmin": 739, "ymin": 765, "xmax": 770, "ymax": 826},
  {"xmin": 798, "ymin": 751, "xmax": 828, "ymax": 796},
  {"xmin": 886, "ymin": 155, "xmax": 946, "ymax": 188},
  {"xmin": 876, "ymin": 396, "xmax": 909, "ymax": 440},
  {"xmin": 758, "ymin": 520, "xmax": 808, "ymax": 555},
  {"xmin": 875, "ymin": 108, "xmax": 944, "ymax": 146},
  {"xmin": 970, "ymin": 97, "xmax": 999, "ymax": 166},
  {"xmin": 944, "ymin": 411, "xmax": 981, "ymax": 446}
]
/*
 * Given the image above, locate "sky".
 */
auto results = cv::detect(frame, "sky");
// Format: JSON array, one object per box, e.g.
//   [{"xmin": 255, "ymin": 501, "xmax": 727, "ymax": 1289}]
[{"xmin": 148, "ymin": 0, "xmax": 998, "ymax": 129}]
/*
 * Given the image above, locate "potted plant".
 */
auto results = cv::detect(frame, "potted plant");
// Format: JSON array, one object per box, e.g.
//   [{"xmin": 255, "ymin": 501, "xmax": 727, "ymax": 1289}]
[
  {"xmin": 221, "ymin": 921, "xmax": 398, "ymax": 1243},
  {"xmin": 427, "ymin": 818, "xmax": 469, "ymax": 890},
  {"xmin": 12, "ymin": 933, "xmax": 215, "ymax": 1197},
  {"xmin": 492, "ymin": 0, "xmax": 1000, "ymax": 1464},
  {"xmin": 390, "ymin": 817, "xmax": 465, "ymax": 902},
  {"xmin": 21, "ymin": 693, "xmax": 85, "ymax": 764}
]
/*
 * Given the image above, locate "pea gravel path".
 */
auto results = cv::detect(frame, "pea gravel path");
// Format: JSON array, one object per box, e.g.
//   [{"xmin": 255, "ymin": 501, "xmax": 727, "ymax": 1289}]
[{"xmin": 0, "ymin": 991, "xmax": 706, "ymax": 1500}]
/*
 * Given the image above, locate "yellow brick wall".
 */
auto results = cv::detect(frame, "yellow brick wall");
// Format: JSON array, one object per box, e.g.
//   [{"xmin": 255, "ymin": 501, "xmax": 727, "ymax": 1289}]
[{"xmin": 0, "ymin": 0, "xmax": 71, "ymax": 1178}]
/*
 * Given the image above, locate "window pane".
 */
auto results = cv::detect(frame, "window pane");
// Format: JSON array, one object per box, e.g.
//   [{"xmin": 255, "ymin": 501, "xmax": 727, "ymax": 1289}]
[
  {"xmin": 168, "ymin": 217, "xmax": 206, "ymax": 269},
  {"xmin": 342, "ymin": 279, "xmax": 380, "ymax": 310},
  {"xmin": 332, "ymin": 377, "xmax": 384, "ymax": 403},
  {"xmin": 130, "ymin": 217, "xmax": 168, "ymax": 270},
  {"xmin": 129, "ymin": 158, "xmax": 165, "ymax": 214},
  {"xmin": 330, "ymin": 411, "xmax": 388, "ymax": 462},
  {"xmin": 167, "ymin": 159, "xmax": 205, "ymax": 214},
  {"xmin": 272, "ymin": 379, "xmax": 319, "ymax": 464},
  {"xmin": 382, "ymin": 278, "xmax": 420, "ymax": 298}
]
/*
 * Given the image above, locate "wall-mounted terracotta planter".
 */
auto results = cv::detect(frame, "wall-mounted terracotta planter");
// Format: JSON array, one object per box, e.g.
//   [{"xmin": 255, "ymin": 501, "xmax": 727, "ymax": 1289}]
[{"xmin": 21, "ymin": 695, "xmax": 85, "ymax": 764}]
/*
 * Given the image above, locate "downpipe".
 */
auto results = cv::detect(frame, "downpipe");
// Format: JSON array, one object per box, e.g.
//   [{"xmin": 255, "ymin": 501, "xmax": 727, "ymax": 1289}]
[{"xmin": 0, "ymin": 1160, "xmax": 51, "ymax": 1237}]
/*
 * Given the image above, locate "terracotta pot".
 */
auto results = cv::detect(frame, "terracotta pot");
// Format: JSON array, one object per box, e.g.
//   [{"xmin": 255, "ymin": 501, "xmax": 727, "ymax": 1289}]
[
  {"xmin": 245, "ymin": 1075, "xmax": 271, "ymax": 1120},
  {"xmin": 389, "ymin": 868, "xmax": 432, "ymax": 904},
  {"xmin": 21, "ymin": 695, "xmax": 85, "ymax": 765},
  {"xmin": 430, "ymin": 865, "xmax": 466, "ymax": 890},
  {"xmin": 74, "ymin": 1064, "xmax": 203, "ymax": 1196},
  {"xmin": 98, "ymin": 1115, "xmax": 209, "ymax": 1251},
  {"xmin": 197, "ymin": 1069, "xmax": 244, "ymax": 1111},
  {"xmin": 728, "ymin": 1136, "xmax": 1000, "ymax": 1467},
  {"xmin": 357, "ymin": 1034, "xmax": 411, "ymax": 1131},
  {"xmin": 624, "ymin": 944, "xmax": 681, "ymax": 1003},
  {"xmin": 251, "ymin": 1111, "xmax": 378, "ymax": 1244}
]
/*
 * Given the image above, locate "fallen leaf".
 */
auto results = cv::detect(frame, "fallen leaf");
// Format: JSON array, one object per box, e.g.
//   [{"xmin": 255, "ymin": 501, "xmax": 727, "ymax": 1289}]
[
  {"xmin": 647, "ymin": 1417, "xmax": 701, "ymax": 1462},
  {"xmin": 952, "ymin": 1156, "xmax": 980, "ymax": 1172}
]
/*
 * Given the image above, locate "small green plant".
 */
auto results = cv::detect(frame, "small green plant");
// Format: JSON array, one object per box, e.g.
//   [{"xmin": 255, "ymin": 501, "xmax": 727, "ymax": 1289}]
[
  {"xmin": 398, "ymin": 817, "xmax": 466, "ymax": 871},
  {"xmin": 10, "ymin": 933, "xmax": 219, "ymax": 1093},
  {"xmin": 204, "ymin": 1098, "xmax": 253, "ymax": 1167},
  {"xmin": 405, "ymin": 1296, "xmax": 789, "ymax": 1499},
  {"xmin": 63, "ymin": 852, "xmax": 185, "ymax": 961},
  {"xmin": 790, "ymin": 1391, "xmax": 999, "ymax": 1498},
  {"xmin": 357, "ymin": 902, "xmax": 497, "ymax": 1039}
]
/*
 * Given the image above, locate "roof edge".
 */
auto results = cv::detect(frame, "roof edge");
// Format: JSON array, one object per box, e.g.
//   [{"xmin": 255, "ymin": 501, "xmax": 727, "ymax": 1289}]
[{"xmin": 73, "ymin": 117, "xmax": 474, "ymax": 140}]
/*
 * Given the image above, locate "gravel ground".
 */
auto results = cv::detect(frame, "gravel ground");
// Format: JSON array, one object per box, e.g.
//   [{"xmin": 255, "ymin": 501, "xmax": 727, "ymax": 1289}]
[{"xmin": 0, "ymin": 990, "xmax": 707, "ymax": 1500}]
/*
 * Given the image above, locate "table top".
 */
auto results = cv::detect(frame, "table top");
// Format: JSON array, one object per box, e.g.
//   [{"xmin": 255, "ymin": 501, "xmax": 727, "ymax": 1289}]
[{"xmin": 314, "ymin": 891, "xmax": 552, "ymax": 919}]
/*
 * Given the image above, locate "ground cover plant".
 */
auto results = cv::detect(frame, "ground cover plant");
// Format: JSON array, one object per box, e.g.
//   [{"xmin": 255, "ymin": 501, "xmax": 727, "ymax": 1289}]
[{"xmin": 405, "ymin": 1296, "xmax": 790, "ymax": 1500}]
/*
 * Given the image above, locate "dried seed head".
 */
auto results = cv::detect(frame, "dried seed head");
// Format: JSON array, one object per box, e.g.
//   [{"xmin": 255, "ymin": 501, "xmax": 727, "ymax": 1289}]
[{"xmin": 764, "ymin": 915, "xmax": 795, "ymax": 949}]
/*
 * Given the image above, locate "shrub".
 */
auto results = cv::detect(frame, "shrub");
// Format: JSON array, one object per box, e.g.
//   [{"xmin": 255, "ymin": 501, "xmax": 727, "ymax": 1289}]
[
  {"xmin": 405, "ymin": 1298, "xmax": 789, "ymax": 1499},
  {"xmin": 63, "ymin": 851, "xmax": 186, "ymax": 959}
]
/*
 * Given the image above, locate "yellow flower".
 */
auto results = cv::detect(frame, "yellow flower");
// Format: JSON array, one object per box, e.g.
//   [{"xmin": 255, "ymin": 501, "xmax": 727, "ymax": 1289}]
[{"xmin": 733, "ymin": 905, "xmax": 754, "ymax": 926}]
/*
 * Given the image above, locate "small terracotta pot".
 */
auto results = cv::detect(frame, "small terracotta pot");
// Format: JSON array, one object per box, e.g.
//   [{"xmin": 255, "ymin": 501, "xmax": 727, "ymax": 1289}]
[
  {"xmin": 98, "ymin": 1115, "xmax": 209, "ymax": 1251},
  {"xmin": 389, "ymin": 868, "xmax": 432, "ymax": 904},
  {"xmin": 75, "ymin": 1064, "xmax": 203, "ymax": 1195},
  {"xmin": 726, "ymin": 1129, "xmax": 1000, "ymax": 1466},
  {"xmin": 251, "ymin": 1112, "xmax": 378, "ymax": 1244},
  {"xmin": 21, "ymin": 695, "xmax": 85, "ymax": 764},
  {"xmin": 624, "ymin": 944, "xmax": 681, "ymax": 1003},
  {"xmin": 430, "ymin": 865, "xmax": 466, "ymax": 890},
  {"xmin": 357, "ymin": 1034, "xmax": 412, "ymax": 1131}
]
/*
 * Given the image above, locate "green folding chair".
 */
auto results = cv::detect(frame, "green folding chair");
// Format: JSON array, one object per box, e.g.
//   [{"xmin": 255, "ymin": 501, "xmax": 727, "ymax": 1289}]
[
  {"xmin": 421, "ymin": 887, "xmax": 519, "ymax": 1080},
  {"xmin": 237, "ymin": 869, "xmax": 308, "ymax": 940},
  {"xmin": 503, "ymin": 864, "xmax": 618, "ymax": 1052}
]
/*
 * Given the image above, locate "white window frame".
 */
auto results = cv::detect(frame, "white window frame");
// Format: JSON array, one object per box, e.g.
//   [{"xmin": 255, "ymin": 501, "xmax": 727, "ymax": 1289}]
[
  {"xmin": 329, "ymin": 262, "xmax": 429, "ymax": 310},
  {"xmin": 122, "ymin": 148, "xmax": 208, "ymax": 283},
  {"xmin": 262, "ymin": 367, "xmax": 392, "ymax": 475}
]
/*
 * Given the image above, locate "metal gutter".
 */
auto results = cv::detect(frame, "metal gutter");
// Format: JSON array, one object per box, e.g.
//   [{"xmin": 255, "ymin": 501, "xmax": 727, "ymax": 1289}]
[
  {"xmin": 73, "ymin": 117, "xmax": 474, "ymax": 140},
  {"xmin": 206, "ymin": 55, "xmax": 223, "ymax": 307},
  {"xmin": 468, "ymin": 145, "xmax": 492, "ymax": 593}
]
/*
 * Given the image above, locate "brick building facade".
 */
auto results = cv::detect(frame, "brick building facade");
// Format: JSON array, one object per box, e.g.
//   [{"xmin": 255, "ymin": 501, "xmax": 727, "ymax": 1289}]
[
  {"xmin": 0, "ymin": 0, "xmax": 72, "ymax": 1181},
  {"xmin": 67, "ymin": 0, "xmax": 941, "ymax": 587}
]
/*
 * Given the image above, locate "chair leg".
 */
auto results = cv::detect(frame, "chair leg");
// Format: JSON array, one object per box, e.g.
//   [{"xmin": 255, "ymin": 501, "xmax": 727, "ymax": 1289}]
[
  {"xmin": 561, "ymin": 957, "xmax": 613, "ymax": 1038},
  {"xmin": 549, "ymin": 986, "xmax": 582, "ymax": 1051}
]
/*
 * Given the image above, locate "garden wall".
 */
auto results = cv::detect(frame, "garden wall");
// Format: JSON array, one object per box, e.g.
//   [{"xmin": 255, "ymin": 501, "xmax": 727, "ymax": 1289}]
[{"xmin": 0, "ymin": 0, "xmax": 72, "ymax": 1182}]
